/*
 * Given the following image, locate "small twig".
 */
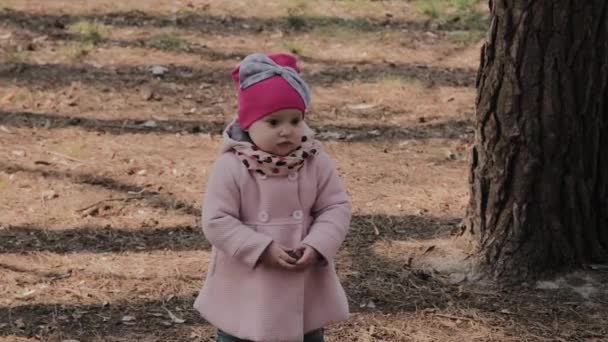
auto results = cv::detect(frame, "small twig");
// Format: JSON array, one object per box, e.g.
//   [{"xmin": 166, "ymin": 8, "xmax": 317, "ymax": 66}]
[
  {"xmin": 373, "ymin": 223, "xmax": 380, "ymax": 236},
  {"xmin": 47, "ymin": 151, "xmax": 86, "ymax": 163},
  {"xmin": 433, "ymin": 313, "xmax": 476, "ymax": 322},
  {"xmin": 590, "ymin": 296, "xmax": 608, "ymax": 305},
  {"xmin": 75, "ymin": 196, "xmax": 145, "ymax": 212}
]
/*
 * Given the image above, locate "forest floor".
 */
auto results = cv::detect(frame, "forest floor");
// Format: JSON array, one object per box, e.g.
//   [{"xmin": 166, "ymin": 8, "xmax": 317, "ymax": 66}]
[{"xmin": 1, "ymin": 1, "xmax": 607, "ymax": 341}]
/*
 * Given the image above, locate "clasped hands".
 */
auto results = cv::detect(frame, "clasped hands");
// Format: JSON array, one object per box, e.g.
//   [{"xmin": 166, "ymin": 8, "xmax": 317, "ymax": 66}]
[{"xmin": 260, "ymin": 241, "xmax": 321, "ymax": 271}]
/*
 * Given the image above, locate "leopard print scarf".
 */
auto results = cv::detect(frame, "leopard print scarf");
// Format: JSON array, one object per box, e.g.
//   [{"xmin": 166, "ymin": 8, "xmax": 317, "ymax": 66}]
[{"xmin": 226, "ymin": 122, "xmax": 320, "ymax": 177}]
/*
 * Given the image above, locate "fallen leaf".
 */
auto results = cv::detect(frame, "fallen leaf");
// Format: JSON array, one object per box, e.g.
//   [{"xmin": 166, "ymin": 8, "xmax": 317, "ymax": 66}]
[
  {"xmin": 141, "ymin": 120, "xmax": 157, "ymax": 128},
  {"xmin": 42, "ymin": 190, "xmax": 58, "ymax": 200},
  {"xmin": 151, "ymin": 65, "xmax": 169, "ymax": 77},
  {"xmin": 163, "ymin": 307, "xmax": 186, "ymax": 324},
  {"xmin": 317, "ymin": 131, "xmax": 343, "ymax": 140},
  {"xmin": 438, "ymin": 319, "xmax": 457, "ymax": 328},
  {"xmin": 448, "ymin": 273, "xmax": 467, "ymax": 284},
  {"xmin": 49, "ymin": 270, "xmax": 72, "ymax": 281},
  {"xmin": 423, "ymin": 245, "xmax": 436, "ymax": 254},
  {"xmin": 347, "ymin": 103, "xmax": 376, "ymax": 111},
  {"xmin": 19, "ymin": 289, "xmax": 37, "ymax": 298},
  {"xmin": 141, "ymin": 88, "xmax": 155, "ymax": 101},
  {"xmin": 1, "ymin": 90, "xmax": 17, "ymax": 105},
  {"xmin": 81, "ymin": 206, "xmax": 99, "ymax": 217},
  {"xmin": 15, "ymin": 318, "xmax": 25, "ymax": 329},
  {"xmin": 66, "ymin": 97, "xmax": 78, "ymax": 106},
  {"xmin": 588, "ymin": 264, "xmax": 608, "ymax": 271},
  {"xmin": 121, "ymin": 315, "xmax": 136, "ymax": 322},
  {"xmin": 11, "ymin": 150, "xmax": 26, "ymax": 157}
]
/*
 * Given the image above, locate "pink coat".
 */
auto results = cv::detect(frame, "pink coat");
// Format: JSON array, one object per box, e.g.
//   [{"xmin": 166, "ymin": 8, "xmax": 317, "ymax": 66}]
[{"xmin": 194, "ymin": 124, "xmax": 352, "ymax": 342}]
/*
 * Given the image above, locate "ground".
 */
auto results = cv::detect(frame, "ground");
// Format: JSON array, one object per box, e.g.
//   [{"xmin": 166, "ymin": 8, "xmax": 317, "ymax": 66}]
[{"xmin": 1, "ymin": 1, "xmax": 607, "ymax": 341}]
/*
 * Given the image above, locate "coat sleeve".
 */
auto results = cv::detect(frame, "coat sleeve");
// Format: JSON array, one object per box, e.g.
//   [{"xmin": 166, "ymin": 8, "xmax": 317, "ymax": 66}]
[
  {"xmin": 202, "ymin": 153, "xmax": 273, "ymax": 269},
  {"xmin": 302, "ymin": 152, "xmax": 352, "ymax": 263}
]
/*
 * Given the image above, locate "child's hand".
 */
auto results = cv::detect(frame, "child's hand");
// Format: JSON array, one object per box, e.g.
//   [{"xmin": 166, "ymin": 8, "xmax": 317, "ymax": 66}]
[
  {"xmin": 293, "ymin": 244, "xmax": 321, "ymax": 270},
  {"xmin": 261, "ymin": 241, "xmax": 298, "ymax": 270}
]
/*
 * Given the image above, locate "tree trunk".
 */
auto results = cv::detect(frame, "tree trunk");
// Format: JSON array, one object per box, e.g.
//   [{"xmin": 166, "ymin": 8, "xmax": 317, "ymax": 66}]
[{"xmin": 466, "ymin": 0, "xmax": 608, "ymax": 281}]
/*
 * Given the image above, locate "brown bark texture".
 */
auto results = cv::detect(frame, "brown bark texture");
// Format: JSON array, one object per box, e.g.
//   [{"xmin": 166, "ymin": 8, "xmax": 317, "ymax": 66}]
[{"xmin": 466, "ymin": 0, "xmax": 608, "ymax": 280}]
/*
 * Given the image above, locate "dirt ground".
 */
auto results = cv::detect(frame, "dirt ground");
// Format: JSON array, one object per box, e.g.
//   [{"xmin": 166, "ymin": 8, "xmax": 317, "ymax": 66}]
[{"xmin": 1, "ymin": 1, "xmax": 607, "ymax": 341}]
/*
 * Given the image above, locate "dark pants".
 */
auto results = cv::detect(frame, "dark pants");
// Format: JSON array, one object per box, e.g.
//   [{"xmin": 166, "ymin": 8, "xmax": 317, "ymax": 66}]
[{"xmin": 217, "ymin": 328, "xmax": 324, "ymax": 342}]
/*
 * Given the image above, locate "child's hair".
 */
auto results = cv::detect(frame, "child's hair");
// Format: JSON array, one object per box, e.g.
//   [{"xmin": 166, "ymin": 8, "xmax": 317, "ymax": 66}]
[{"xmin": 231, "ymin": 53, "xmax": 311, "ymax": 129}]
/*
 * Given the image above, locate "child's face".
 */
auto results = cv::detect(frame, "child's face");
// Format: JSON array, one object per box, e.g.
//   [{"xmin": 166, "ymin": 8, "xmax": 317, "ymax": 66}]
[{"xmin": 247, "ymin": 109, "xmax": 305, "ymax": 156}]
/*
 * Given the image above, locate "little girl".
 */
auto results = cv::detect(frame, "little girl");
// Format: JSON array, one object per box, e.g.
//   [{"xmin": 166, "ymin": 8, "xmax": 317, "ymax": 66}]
[{"xmin": 194, "ymin": 53, "xmax": 352, "ymax": 342}]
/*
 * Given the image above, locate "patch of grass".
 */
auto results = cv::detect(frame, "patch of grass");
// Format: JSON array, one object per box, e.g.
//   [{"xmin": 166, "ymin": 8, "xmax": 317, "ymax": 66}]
[
  {"xmin": 413, "ymin": 0, "xmax": 483, "ymax": 20},
  {"xmin": 459, "ymin": 11, "xmax": 488, "ymax": 31},
  {"xmin": 411, "ymin": 0, "xmax": 488, "ymax": 33},
  {"xmin": 447, "ymin": 30, "xmax": 484, "ymax": 45},
  {"xmin": 176, "ymin": 3, "xmax": 210, "ymax": 16},
  {"xmin": 286, "ymin": 13, "xmax": 308, "ymax": 31},
  {"xmin": 61, "ymin": 144, "xmax": 82, "ymax": 158},
  {"xmin": 312, "ymin": 17, "xmax": 372, "ymax": 40},
  {"xmin": 60, "ymin": 42, "xmax": 95, "ymax": 60},
  {"xmin": 449, "ymin": 0, "xmax": 479, "ymax": 12},
  {"xmin": 69, "ymin": 20, "xmax": 105, "ymax": 45},
  {"xmin": 287, "ymin": 0, "xmax": 309, "ymax": 13},
  {"xmin": 148, "ymin": 32, "xmax": 189, "ymax": 49},
  {"xmin": 6, "ymin": 51, "xmax": 30, "ymax": 64},
  {"xmin": 314, "ymin": 25, "xmax": 358, "ymax": 40},
  {"xmin": 380, "ymin": 74, "xmax": 423, "ymax": 88},
  {"xmin": 14, "ymin": 89, "xmax": 30, "ymax": 102},
  {"xmin": 282, "ymin": 41, "xmax": 303, "ymax": 55},
  {"xmin": 415, "ymin": 0, "xmax": 444, "ymax": 18}
]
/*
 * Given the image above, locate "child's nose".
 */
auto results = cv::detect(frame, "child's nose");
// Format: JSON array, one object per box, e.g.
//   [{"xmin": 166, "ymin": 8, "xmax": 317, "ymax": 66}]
[{"xmin": 279, "ymin": 126, "xmax": 291, "ymax": 136}]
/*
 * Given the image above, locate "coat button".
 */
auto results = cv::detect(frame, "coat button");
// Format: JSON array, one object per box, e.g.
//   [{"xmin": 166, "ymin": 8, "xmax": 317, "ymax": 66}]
[
  {"xmin": 292, "ymin": 210, "xmax": 303, "ymax": 221},
  {"xmin": 288, "ymin": 172, "xmax": 298, "ymax": 182},
  {"xmin": 258, "ymin": 211, "xmax": 269, "ymax": 222}
]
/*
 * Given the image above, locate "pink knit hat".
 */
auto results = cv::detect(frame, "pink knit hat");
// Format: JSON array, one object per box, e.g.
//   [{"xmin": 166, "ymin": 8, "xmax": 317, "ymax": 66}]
[{"xmin": 231, "ymin": 53, "xmax": 311, "ymax": 129}]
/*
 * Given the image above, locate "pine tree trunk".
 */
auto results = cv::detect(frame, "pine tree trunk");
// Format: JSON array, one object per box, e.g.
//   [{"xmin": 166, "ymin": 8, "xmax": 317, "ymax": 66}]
[{"xmin": 466, "ymin": 0, "xmax": 608, "ymax": 280}]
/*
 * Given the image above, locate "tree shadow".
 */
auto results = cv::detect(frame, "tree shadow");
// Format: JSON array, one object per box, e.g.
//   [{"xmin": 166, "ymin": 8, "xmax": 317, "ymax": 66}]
[
  {"xmin": 0, "ymin": 294, "xmax": 206, "ymax": 340},
  {"xmin": 0, "ymin": 110, "xmax": 228, "ymax": 136},
  {"xmin": 0, "ymin": 215, "xmax": 452, "ymax": 255},
  {"xmin": 9, "ymin": 26, "xmax": 479, "ymax": 72},
  {"xmin": 340, "ymin": 214, "xmax": 463, "ymax": 313},
  {"xmin": 0, "ymin": 214, "xmax": 606, "ymax": 340},
  {"xmin": 0, "ymin": 60, "xmax": 476, "ymax": 90},
  {"xmin": 0, "ymin": 110, "xmax": 473, "ymax": 141},
  {"xmin": 0, "ymin": 214, "xmax": 458, "ymax": 340},
  {"xmin": 0, "ymin": 225, "xmax": 208, "ymax": 253},
  {"xmin": 0, "ymin": 8, "xmax": 488, "ymax": 36},
  {"xmin": 0, "ymin": 161, "xmax": 201, "ymax": 216}
]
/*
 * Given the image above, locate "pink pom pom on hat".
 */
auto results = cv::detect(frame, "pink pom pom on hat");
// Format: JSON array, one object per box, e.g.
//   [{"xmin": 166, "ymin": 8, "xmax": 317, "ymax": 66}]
[{"xmin": 231, "ymin": 53, "xmax": 311, "ymax": 129}]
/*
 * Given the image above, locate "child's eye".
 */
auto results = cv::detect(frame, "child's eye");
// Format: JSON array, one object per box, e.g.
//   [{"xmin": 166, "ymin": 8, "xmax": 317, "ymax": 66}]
[
  {"xmin": 291, "ymin": 118, "xmax": 301, "ymax": 126},
  {"xmin": 268, "ymin": 119, "xmax": 278, "ymax": 126}
]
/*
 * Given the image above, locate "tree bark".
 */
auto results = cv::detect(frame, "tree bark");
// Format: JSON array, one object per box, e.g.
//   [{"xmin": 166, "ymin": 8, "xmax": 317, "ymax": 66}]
[{"xmin": 466, "ymin": 0, "xmax": 608, "ymax": 280}]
